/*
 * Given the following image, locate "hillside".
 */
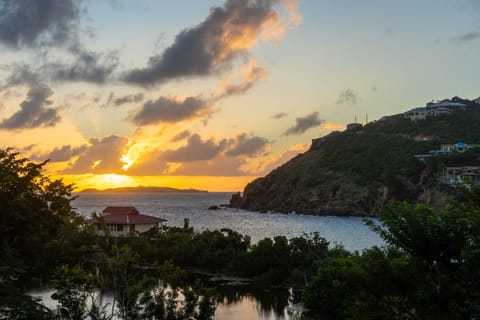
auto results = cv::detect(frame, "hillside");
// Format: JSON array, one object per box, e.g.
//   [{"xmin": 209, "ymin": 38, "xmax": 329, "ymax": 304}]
[{"xmin": 230, "ymin": 100, "xmax": 480, "ymax": 216}]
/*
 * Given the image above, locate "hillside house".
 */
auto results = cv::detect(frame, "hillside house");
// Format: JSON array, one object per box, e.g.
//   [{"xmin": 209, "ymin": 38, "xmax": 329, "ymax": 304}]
[
  {"xmin": 439, "ymin": 142, "xmax": 480, "ymax": 154},
  {"xmin": 404, "ymin": 99, "xmax": 466, "ymax": 121},
  {"xmin": 443, "ymin": 166, "xmax": 480, "ymax": 185},
  {"xmin": 87, "ymin": 206, "xmax": 166, "ymax": 237}
]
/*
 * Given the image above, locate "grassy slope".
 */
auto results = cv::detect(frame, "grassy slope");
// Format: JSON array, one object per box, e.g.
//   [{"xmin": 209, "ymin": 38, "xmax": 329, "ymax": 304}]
[{"xmin": 239, "ymin": 107, "xmax": 480, "ymax": 215}]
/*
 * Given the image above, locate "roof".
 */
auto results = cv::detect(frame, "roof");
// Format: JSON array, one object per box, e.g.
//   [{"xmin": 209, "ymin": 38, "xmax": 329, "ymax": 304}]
[
  {"xmin": 87, "ymin": 206, "xmax": 167, "ymax": 225},
  {"xmin": 103, "ymin": 206, "xmax": 139, "ymax": 215},
  {"xmin": 88, "ymin": 214, "xmax": 166, "ymax": 225}
]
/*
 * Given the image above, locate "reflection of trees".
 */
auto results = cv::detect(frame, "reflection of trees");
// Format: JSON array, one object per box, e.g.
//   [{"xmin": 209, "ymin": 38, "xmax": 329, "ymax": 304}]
[{"xmin": 216, "ymin": 284, "xmax": 291, "ymax": 318}]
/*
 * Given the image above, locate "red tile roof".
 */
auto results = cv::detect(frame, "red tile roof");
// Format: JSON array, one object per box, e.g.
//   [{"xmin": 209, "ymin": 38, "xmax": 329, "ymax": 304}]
[
  {"xmin": 102, "ymin": 206, "xmax": 139, "ymax": 215},
  {"xmin": 87, "ymin": 206, "xmax": 167, "ymax": 225}
]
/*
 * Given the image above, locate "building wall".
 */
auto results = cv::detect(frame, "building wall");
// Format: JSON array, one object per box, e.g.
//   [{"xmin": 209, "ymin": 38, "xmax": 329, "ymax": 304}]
[{"xmin": 94, "ymin": 223, "xmax": 159, "ymax": 236}]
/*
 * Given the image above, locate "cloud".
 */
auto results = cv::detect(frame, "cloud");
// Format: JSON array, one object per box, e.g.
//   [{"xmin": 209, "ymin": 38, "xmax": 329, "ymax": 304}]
[
  {"xmin": 452, "ymin": 32, "xmax": 480, "ymax": 43},
  {"xmin": 272, "ymin": 112, "xmax": 288, "ymax": 119},
  {"xmin": 30, "ymin": 144, "xmax": 87, "ymax": 162},
  {"xmin": 123, "ymin": 0, "xmax": 300, "ymax": 86},
  {"xmin": 50, "ymin": 48, "xmax": 119, "ymax": 84},
  {"xmin": 131, "ymin": 96, "xmax": 212, "ymax": 126},
  {"xmin": 226, "ymin": 133, "xmax": 269, "ymax": 157},
  {"xmin": 170, "ymin": 156, "xmax": 249, "ymax": 176},
  {"xmin": 62, "ymin": 135, "xmax": 128, "ymax": 174},
  {"xmin": 284, "ymin": 111, "xmax": 324, "ymax": 136},
  {"xmin": 217, "ymin": 60, "xmax": 268, "ymax": 98},
  {"xmin": 336, "ymin": 88, "xmax": 358, "ymax": 104},
  {"xmin": 0, "ymin": 84, "xmax": 61, "ymax": 129},
  {"xmin": 2, "ymin": 49, "xmax": 119, "ymax": 87},
  {"xmin": 170, "ymin": 130, "xmax": 191, "ymax": 142},
  {"xmin": 160, "ymin": 134, "xmax": 227, "ymax": 162},
  {"xmin": 258, "ymin": 143, "xmax": 308, "ymax": 175},
  {"xmin": 2, "ymin": 64, "xmax": 41, "ymax": 88},
  {"xmin": 0, "ymin": 0, "xmax": 82, "ymax": 49},
  {"xmin": 112, "ymin": 93, "xmax": 145, "ymax": 106}
]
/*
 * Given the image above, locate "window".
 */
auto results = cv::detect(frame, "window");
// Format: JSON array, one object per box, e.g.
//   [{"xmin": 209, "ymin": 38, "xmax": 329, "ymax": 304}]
[
  {"xmin": 129, "ymin": 225, "xmax": 135, "ymax": 232},
  {"xmin": 107, "ymin": 224, "xmax": 124, "ymax": 232}
]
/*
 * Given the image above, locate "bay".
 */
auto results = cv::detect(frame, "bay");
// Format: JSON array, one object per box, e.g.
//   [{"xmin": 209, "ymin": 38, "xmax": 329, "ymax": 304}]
[
  {"xmin": 72, "ymin": 191, "xmax": 383, "ymax": 252},
  {"xmin": 41, "ymin": 191, "xmax": 385, "ymax": 319}
]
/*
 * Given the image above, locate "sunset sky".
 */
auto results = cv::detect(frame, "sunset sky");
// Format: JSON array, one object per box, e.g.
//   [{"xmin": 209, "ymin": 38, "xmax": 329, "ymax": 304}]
[{"xmin": 1, "ymin": 0, "xmax": 480, "ymax": 192}]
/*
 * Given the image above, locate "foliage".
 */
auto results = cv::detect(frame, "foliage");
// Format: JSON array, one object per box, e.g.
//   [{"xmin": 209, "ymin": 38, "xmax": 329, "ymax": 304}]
[
  {"xmin": 0, "ymin": 266, "xmax": 53, "ymax": 320},
  {"xmin": 304, "ymin": 182, "xmax": 480, "ymax": 319},
  {"xmin": 0, "ymin": 148, "xmax": 88, "ymax": 277}
]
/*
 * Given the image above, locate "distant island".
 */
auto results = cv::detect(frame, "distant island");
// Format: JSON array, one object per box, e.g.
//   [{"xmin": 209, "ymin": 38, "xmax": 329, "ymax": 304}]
[{"xmin": 78, "ymin": 186, "xmax": 208, "ymax": 193}]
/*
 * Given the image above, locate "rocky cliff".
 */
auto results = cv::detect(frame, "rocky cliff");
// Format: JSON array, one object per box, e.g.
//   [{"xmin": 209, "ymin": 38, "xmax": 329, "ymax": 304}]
[{"xmin": 231, "ymin": 101, "xmax": 480, "ymax": 216}]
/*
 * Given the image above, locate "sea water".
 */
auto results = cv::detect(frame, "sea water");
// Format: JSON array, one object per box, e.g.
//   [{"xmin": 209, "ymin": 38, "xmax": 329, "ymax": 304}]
[
  {"xmin": 72, "ymin": 192, "xmax": 383, "ymax": 252},
  {"xmin": 33, "ymin": 192, "xmax": 383, "ymax": 319}
]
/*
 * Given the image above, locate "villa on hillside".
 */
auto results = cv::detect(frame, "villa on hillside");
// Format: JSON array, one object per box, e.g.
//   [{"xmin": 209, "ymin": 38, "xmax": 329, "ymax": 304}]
[
  {"xmin": 404, "ymin": 99, "xmax": 466, "ymax": 121},
  {"xmin": 414, "ymin": 142, "xmax": 480, "ymax": 162},
  {"xmin": 87, "ymin": 206, "xmax": 167, "ymax": 237},
  {"xmin": 443, "ymin": 166, "xmax": 480, "ymax": 185}
]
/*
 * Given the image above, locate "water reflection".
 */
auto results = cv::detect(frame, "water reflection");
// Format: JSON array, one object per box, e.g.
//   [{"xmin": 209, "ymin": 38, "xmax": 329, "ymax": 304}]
[
  {"xmin": 31, "ymin": 283, "xmax": 309, "ymax": 320},
  {"xmin": 215, "ymin": 285, "xmax": 293, "ymax": 319}
]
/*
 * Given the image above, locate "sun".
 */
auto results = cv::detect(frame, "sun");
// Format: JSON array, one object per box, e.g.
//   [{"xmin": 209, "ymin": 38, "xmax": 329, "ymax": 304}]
[{"xmin": 98, "ymin": 174, "xmax": 134, "ymax": 189}]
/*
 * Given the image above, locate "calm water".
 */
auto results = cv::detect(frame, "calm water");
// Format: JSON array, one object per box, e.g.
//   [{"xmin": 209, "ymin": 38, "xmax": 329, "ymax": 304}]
[
  {"xmin": 42, "ymin": 192, "xmax": 383, "ymax": 319},
  {"xmin": 73, "ymin": 192, "xmax": 382, "ymax": 252}
]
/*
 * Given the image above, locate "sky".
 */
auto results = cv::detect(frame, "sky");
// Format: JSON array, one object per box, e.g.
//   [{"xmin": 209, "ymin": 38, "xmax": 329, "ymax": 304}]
[{"xmin": 1, "ymin": 0, "xmax": 480, "ymax": 192}]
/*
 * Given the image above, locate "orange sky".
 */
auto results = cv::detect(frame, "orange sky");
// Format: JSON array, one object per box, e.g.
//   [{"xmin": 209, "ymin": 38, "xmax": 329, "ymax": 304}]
[{"xmin": 1, "ymin": 0, "xmax": 479, "ymax": 191}]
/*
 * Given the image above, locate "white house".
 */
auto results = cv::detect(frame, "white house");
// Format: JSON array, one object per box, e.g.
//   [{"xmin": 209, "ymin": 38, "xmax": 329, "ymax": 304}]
[
  {"xmin": 404, "ymin": 107, "xmax": 428, "ymax": 121},
  {"xmin": 439, "ymin": 142, "xmax": 480, "ymax": 154},
  {"xmin": 404, "ymin": 99, "xmax": 466, "ymax": 121},
  {"xmin": 87, "ymin": 206, "xmax": 166, "ymax": 237}
]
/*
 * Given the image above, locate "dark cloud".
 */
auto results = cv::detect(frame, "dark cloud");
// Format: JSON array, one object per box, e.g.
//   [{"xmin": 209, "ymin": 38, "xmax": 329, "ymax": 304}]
[
  {"xmin": 170, "ymin": 130, "xmax": 191, "ymax": 142},
  {"xmin": 40, "ymin": 144, "xmax": 87, "ymax": 162},
  {"xmin": 112, "ymin": 93, "xmax": 145, "ymax": 106},
  {"xmin": 50, "ymin": 48, "xmax": 119, "ymax": 84},
  {"xmin": 123, "ymin": 0, "xmax": 286, "ymax": 86},
  {"xmin": 160, "ymin": 134, "xmax": 227, "ymax": 162},
  {"xmin": 0, "ymin": 84, "xmax": 61, "ymax": 129},
  {"xmin": 2, "ymin": 64, "xmax": 41, "ymax": 88},
  {"xmin": 452, "ymin": 32, "xmax": 480, "ymax": 43},
  {"xmin": 272, "ymin": 112, "xmax": 288, "ymax": 119},
  {"xmin": 336, "ymin": 88, "xmax": 358, "ymax": 104},
  {"xmin": 226, "ymin": 133, "xmax": 269, "ymax": 157},
  {"xmin": 0, "ymin": 0, "xmax": 82, "ymax": 49},
  {"xmin": 62, "ymin": 135, "xmax": 128, "ymax": 174},
  {"xmin": 284, "ymin": 111, "xmax": 324, "ymax": 136},
  {"xmin": 2, "ymin": 49, "xmax": 119, "ymax": 87},
  {"xmin": 131, "ymin": 96, "xmax": 211, "ymax": 126}
]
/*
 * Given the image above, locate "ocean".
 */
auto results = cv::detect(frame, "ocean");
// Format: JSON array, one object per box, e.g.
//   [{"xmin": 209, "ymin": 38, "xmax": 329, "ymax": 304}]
[
  {"xmin": 31, "ymin": 192, "xmax": 384, "ymax": 319},
  {"xmin": 72, "ymin": 191, "xmax": 383, "ymax": 252}
]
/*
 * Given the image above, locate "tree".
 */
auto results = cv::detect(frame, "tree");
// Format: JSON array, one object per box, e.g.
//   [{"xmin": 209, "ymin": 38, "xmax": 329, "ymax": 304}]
[{"xmin": 0, "ymin": 148, "xmax": 83, "ymax": 276}]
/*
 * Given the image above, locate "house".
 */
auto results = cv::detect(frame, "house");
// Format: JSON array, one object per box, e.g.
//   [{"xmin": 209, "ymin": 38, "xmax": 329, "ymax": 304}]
[
  {"xmin": 404, "ymin": 99, "xmax": 467, "ymax": 121},
  {"xmin": 87, "ymin": 206, "xmax": 167, "ymax": 236},
  {"xmin": 443, "ymin": 166, "xmax": 480, "ymax": 185},
  {"xmin": 404, "ymin": 107, "xmax": 428, "ymax": 121},
  {"xmin": 439, "ymin": 142, "xmax": 480, "ymax": 154}
]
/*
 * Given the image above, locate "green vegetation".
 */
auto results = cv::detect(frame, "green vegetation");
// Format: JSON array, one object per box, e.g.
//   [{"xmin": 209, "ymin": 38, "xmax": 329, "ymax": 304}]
[
  {"xmin": 303, "ymin": 183, "xmax": 480, "ymax": 319},
  {"xmin": 236, "ymin": 105, "xmax": 480, "ymax": 215},
  {"xmin": 2, "ymin": 147, "xmax": 480, "ymax": 319}
]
